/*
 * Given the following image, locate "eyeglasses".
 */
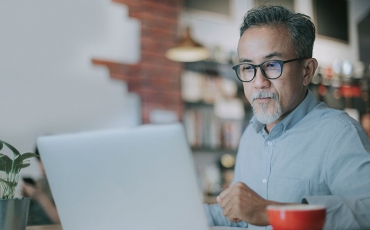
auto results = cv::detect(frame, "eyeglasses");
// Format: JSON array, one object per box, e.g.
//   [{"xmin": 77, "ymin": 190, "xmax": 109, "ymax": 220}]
[{"xmin": 232, "ymin": 57, "xmax": 307, "ymax": 82}]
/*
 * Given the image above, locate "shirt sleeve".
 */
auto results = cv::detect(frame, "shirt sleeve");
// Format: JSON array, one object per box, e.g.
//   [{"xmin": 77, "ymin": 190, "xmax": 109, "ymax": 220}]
[
  {"xmin": 203, "ymin": 203, "xmax": 248, "ymax": 228},
  {"xmin": 202, "ymin": 127, "xmax": 250, "ymax": 228},
  {"xmin": 303, "ymin": 123, "xmax": 370, "ymax": 230}
]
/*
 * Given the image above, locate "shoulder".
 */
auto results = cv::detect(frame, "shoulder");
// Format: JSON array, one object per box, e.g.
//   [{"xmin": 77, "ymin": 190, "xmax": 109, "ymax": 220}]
[
  {"xmin": 307, "ymin": 103, "xmax": 370, "ymax": 150},
  {"xmin": 307, "ymin": 102, "xmax": 361, "ymax": 128},
  {"xmin": 294, "ymin": 102, "xmax": 369, "ymax": 149}
]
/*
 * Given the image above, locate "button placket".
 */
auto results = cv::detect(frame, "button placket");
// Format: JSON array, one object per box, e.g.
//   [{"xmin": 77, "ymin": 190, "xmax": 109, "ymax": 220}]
[
  {"xmin": 263, "ymin": 139, "xmax": 274, "ymax": 199},
  {"xmin": 260, "ymin": 139, "xmax": 272, "ymax": 199}
]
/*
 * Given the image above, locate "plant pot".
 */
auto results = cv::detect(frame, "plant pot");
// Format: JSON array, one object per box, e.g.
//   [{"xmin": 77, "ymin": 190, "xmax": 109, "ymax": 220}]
[{"xmin": 0, "ymin": 197, "xmax": 30, "ymax": 230}]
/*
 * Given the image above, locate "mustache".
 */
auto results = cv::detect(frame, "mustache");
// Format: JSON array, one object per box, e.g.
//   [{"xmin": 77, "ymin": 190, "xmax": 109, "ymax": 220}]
[{"xmin": 251, "ymin": 91, "xmax": 278, "ymax": 102}]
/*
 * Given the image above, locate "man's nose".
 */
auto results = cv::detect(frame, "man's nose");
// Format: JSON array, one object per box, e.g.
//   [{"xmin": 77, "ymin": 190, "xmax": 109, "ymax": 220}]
[{"xmin": 253, "ymin": 67, "xmax": 271, "ymax": 88}]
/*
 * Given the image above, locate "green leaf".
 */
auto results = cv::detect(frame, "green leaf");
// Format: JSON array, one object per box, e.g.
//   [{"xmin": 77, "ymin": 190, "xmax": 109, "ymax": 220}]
[
  {"xmin": 19, "ymin": 163, "xmax": 31, "ymax": 168},
  {"xmin": 2, "ymin": 141, "xmax": 20, "ymax": 157},
  {"xmin": 0, "ymin": 178, "xmax": 16, "ymax": 188},
  {"xmin": 16, "ymin": 152, "xmax": 38, "ymax": 162},
  {"xmin": 0, "ymin": 155, "xmax": 13, "ymax": 174},
  {"xmin": 0, "ymin": 141, "xmax": 37, "ymax": 199},
  {"xmin": 14, "ymin": 152, "xmax": 38, "ymax": 169},
  {"xmin": 0, "ymin": 178, "xmax": 16, "ymax": 199}
]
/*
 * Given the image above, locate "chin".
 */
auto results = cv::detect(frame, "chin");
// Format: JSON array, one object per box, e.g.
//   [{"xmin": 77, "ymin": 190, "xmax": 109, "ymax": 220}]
[
  {"xmin": 255, "ymin": 114, "xmax": 279, "ymax": 125},
  {"xmin": 253, "ymin": 106, "xmax": 282, "ymax": 125}
]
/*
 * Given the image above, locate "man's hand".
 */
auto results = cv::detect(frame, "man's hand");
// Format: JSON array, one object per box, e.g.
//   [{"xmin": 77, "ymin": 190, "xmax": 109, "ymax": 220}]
[
  {"xmin": 22, "ymin": 181, "xmax": 43, "ymax": 199},
  {"xmin": 217, "ymin": 182, "xmax": 278, "ymax": 226}
]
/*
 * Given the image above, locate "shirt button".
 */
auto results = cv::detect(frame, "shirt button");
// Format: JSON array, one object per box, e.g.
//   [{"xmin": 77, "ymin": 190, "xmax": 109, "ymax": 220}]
[
  {"xmin": 267, "ymin": 141, "xmax": 272, "ymax": 146},
  {"xmin": 262, "ymin": 179, "xmax": 267, "ymax": 183}
]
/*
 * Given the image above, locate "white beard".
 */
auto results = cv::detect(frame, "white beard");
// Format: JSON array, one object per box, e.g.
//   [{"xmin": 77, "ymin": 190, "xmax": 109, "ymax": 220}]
[{"xmin": 251, "ymin": 91, "xmax": 282, "ymax": 125}]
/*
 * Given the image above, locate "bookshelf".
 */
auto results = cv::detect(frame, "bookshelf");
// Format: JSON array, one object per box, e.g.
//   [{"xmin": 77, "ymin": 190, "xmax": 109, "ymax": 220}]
[
  {"xmin": 181, "ymin": 60, "xmax": 252, "ymax": 153},
  {"xmin": 180, "ymin": 60, "xmax": 250, "ymax": 198}
]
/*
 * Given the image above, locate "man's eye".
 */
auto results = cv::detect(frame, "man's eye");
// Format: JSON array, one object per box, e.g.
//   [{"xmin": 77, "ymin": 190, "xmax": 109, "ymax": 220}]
[
  {"xmin": 266, "ymin": 62, "xmax": 279, "ymax": 68},
  {"xmin": 242, "ymin": 65, "xmax": 253, "ymax": 71}
]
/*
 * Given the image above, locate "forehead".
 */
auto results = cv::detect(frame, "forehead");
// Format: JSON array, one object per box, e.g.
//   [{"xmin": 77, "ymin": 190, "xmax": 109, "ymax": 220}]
[{"xmin": 237, "ymin": 26, "xmax": 294, "ymax": 61}]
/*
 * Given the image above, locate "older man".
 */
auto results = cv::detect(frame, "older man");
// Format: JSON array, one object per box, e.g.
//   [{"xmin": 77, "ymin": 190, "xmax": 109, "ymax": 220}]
[{"xmin": 204, "ymin": 5, "xmax": 370, "ymax": 230}]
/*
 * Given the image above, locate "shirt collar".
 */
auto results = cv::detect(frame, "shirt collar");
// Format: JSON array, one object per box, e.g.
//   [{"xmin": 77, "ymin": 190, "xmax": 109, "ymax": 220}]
[{"xmin": 250, "ymin": 89, "xmax": 318, "ymax": 133}]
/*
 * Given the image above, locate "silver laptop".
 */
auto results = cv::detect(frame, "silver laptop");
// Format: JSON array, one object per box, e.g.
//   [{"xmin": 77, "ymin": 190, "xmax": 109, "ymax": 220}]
[{"xmin": 37, "ymin": 123, "xmax": 243, "ymax": 230}]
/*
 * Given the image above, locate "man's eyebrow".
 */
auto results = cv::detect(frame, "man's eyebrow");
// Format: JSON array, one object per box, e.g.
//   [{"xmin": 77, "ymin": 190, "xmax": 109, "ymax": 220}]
[
  {"xmin": 265, "ymin": 52, "xmax": 283, "ymax": 59},
  {"xmin": 239, "ymin": 58, "xmax": 253, "ymax": 62},
  {"xmin": 238, "ymin": 52, "xmax": 283, "ymax": 63}
]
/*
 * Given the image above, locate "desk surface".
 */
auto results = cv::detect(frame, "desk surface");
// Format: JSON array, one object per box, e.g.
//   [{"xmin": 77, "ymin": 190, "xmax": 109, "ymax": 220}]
[
  {"xmin": 26, "ymin": 225, "xmax": 62, "ymax": 230},
  {"xmin": 25, "ymin": 225, "xmax": 248, "ymax": 230}
]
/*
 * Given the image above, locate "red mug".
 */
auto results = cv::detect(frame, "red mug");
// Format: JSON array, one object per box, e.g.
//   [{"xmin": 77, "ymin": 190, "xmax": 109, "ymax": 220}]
[{"xmin": 267, "ymin": 204, "xmax": 326, "ymax": 230}]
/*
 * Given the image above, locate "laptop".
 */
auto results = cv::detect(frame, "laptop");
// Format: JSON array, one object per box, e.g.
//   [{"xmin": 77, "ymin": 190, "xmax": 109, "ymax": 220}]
[{"xmin": 37, "ymin": 123, "xmax": 244, "ymax": 230}]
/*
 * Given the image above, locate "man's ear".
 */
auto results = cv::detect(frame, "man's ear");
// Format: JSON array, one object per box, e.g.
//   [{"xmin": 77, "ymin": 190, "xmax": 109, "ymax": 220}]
[{"xmin": 302, "ymin": 58, "xmax": 318, "ymax": 86}]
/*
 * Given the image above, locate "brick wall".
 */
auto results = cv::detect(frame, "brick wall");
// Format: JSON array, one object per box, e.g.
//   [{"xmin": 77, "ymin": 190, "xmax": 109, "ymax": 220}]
[{"xmin": 92, "ymin": 0, "xmax": 184, "ymax": 123}]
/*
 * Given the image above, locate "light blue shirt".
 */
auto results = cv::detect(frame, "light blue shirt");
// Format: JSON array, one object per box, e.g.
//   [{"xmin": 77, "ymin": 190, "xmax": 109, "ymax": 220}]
[{"xmin": 204, "ymin": 90, "xmax": 370, "ymax": 230}]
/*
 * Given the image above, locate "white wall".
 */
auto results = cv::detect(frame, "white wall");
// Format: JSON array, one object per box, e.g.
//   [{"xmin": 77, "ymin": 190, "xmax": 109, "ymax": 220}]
[
  {"xmin": 181, "ymin": 0, "xmax": 370, "ymax": 68},
  {"xmin": 180, "ymin": 0, "xmax": 252, "ymax": 58},
  {"xmin": 0, "ymin": 0, "xmax": 142, "ymax": 189}
]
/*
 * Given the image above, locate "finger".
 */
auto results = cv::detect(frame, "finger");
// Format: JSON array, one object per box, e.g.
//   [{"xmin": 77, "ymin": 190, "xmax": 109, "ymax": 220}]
[
  {"xmin": 23, "ymin": 183, "xmax": 31, "ymax": 190},
  {"xmin": 233, "ymin": 181, "xmax": 248, "ymax": 191},
  {"xmin": 230, "ymin": 218, "xmax": 242, "ymax": 223},
  {"xmin": 216, "ymin": 196, "xmax": 221, "ymax": 203},
  {"xmin": 227, "ymin": 215, "xmax": 242, "ymax": 223},
  {"xmin": 218, "ymin": 187, "xmax": 231, "ymax": 200},
  {"xmin": 34, "ymin": 181, "xmax": 42, "ymax": 189}
]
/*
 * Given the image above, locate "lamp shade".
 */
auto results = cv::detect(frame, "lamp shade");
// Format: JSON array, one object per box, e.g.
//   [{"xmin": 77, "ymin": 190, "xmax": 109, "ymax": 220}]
[{"xmin": 166, "ymin": 27, "xmax": 209, "ymax": 62}]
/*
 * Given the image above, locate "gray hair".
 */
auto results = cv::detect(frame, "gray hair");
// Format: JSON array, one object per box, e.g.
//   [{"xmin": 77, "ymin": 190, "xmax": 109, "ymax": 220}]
[{"xmin": 240, "ymin": 5, "xmax": 315, "ymax": 58}]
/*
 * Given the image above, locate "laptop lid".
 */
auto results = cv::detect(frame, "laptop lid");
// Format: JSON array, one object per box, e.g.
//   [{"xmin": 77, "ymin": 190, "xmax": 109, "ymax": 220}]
[{"xmin": 37, "ymin": 123, "xmax": 209, "ymax": 230}]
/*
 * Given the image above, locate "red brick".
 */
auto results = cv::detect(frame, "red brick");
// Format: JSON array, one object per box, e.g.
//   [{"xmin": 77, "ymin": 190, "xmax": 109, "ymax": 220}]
[
  {"xmin": 141, "ymin": 25, "xmax": 177, "ymax": 41},
  {"xmin": 147, "ymin": 78, "xmax": 180, "ymax": 90},
  {"xmin": 99, "ymin": 0, "xmax": 184, "ymax": 123},
  {"xmin": 141, "ymin": 37, "xmax": 177, "ymax": 54},
  {"xmin": 142, "ymin": 2, "xmax": 181, "ymax": 19},
  {"xmin": 140, "ymin": 62, "xmax": 182, "ymax": 74},
  {"xmin": 140, "ymin": 14, "xmax": 178, "ymax": 32},
  {"xmin": 147, "ymin": 0, "xmax": 183, "ymax": 9},
  {"xmin": 141, "ymin": 51, "xmax": 173, "ymax": 67}
]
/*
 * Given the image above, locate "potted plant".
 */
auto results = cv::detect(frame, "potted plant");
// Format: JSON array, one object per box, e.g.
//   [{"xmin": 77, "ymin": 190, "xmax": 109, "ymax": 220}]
[{"xmin": 0, "ymin": 139, "xmax": 38, "ymax": 230}]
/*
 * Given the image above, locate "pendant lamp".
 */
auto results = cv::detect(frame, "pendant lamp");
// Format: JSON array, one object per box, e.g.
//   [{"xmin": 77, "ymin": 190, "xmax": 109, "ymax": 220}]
[{"xmin": 166, "ymin": 27, "xmax": 210, "ymax": 62}]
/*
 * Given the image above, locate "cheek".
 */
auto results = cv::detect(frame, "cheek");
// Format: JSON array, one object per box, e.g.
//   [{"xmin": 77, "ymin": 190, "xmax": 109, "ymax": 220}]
[
  {"xmin": 243, "ymin": 84, "xmax": 252, "ymax": 103},
  {"xmin": 273, "ymin": 81, "xmax": 290, "ymax": 105},
  {"xmin": 276, "ymin": 84, "xmax": 298, "ymax": 108}
]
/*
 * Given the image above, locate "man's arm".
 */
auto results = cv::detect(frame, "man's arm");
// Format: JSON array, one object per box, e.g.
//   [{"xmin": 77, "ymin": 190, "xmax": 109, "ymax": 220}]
[
  {"xmin": 22, "ymin": 182, "xmax": 60, "ymax": 224},
  {"xmin": 304, "ymin": 123, "xmax": 370, "ymax": 230},
  {"xmin": 216, "ymin": 182, "xmax": 301, "ymax": 226},
  {"xmin": 216, "ymin": 182, "xmax": 274, "ymax": 226},
  {"xmin": 204, "ymin": 203, "xmax": 248, "ymax": 227}
]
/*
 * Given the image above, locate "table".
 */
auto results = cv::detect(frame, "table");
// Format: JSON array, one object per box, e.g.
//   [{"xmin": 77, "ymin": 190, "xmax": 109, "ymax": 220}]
[
  {"xmin": 26, "ymin": 225, "xmax": 62, "ymax": 230},
  {"xmin": 25, "ymin": 225, "xmax": 248, "ymax": 230}
]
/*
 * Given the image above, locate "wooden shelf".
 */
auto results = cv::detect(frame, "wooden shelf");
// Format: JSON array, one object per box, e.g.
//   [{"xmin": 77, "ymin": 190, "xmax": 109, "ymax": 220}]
[
  {"xmin": 191, "ymin": 148, "xmax": 237, "ymax": 154},
  {"xmin": 184, "ymin": 60, "xmax": 241, "ymax": 86}
]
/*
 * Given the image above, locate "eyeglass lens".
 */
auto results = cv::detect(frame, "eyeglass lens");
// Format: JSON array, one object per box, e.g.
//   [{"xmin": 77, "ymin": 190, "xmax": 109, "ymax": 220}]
[{"xmin": 237, "ymin": 60, "xmax": 282, "ymax": 81}]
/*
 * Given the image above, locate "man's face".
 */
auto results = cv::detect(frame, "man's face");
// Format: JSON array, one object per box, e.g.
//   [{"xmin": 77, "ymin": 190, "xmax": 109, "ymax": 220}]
[{"xmin": 237, "ymin": 26, "xmax": 309, "ymax": 130}]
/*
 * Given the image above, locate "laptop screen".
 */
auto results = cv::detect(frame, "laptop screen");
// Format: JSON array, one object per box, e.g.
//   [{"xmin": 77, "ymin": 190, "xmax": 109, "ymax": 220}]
[{"xmin": 37, "ymin": 123, "xmax": 209, "ymax": 230}]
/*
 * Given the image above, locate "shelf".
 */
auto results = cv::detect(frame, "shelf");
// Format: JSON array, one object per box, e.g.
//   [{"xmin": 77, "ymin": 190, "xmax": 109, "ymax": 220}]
[
  {"xmin": 184, "ymin": 101, "xmax": 214, "ymax": 107},
  {"xmin": 184, "ymin": 60, "xmax": 242, "ymax": 86},
  {"xmin": 182, "ymin": 60, "xmax": 249, "ymax": 154},
  {"xmin": 191, "ymin": 147, "xmax": 237, "ymax": 154}
]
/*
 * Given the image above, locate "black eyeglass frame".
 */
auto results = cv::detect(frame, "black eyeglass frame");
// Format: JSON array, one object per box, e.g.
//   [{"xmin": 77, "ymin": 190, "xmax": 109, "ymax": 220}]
[{"xmin": 232, "ymin": 57, "xmax": 307, "ymax": 82}]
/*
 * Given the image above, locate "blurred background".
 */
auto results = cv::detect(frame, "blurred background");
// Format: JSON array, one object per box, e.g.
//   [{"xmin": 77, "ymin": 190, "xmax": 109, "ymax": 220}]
[{"xmin": 1, "ymin": 0, "xmax": 369, "ymax": 202}]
